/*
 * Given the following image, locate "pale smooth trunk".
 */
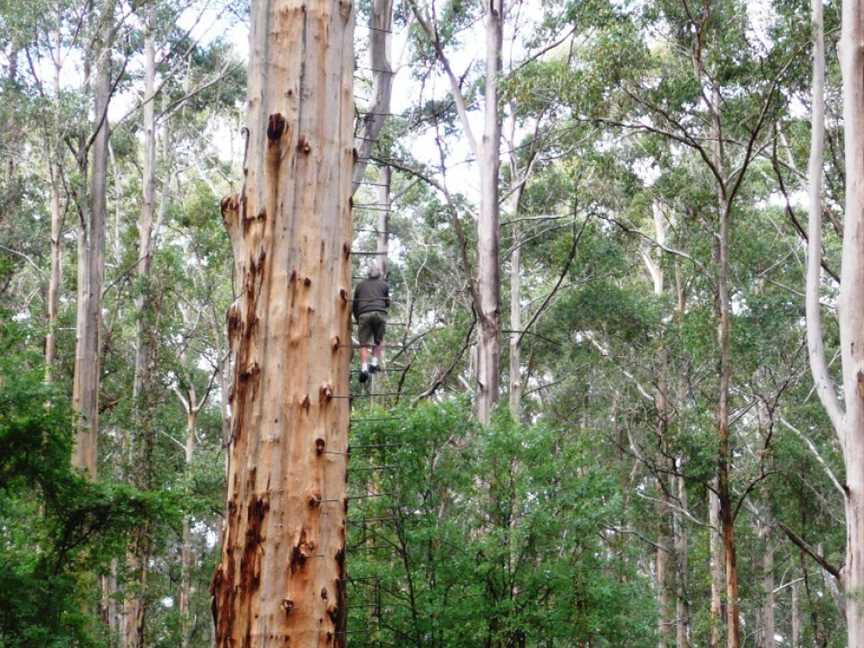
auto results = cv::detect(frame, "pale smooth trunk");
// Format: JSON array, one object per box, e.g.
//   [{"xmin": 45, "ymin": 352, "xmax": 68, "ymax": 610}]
[
  {"xmin": 791, "ymin": 581, "xmax": 800, "ymax": 648},
  {"xmin": 760, "ymin": 523, "xmax": 775, "ymax": 648},
  {"xmin": 45, "ymin": 167, "xmax": 62, "ymax": 380},
  {"xmin": 674, "ymin": 469, "xmax": 690, "ymax": 648},
  {"xmin": 475, "ymin": 0, "xmax": 504, "ymax": 425},
  {"xmin": 836, "ymin": 0, "xmax": 864, "ymax": 454},
  {"xmin": 509, "ymin": 224, "xmax": 522, "ymax": 419},
  {"xmin": 180, "ymin": 403, "xmax": 198, "ymax": 648},
  {"xmin": 709, "ymin": 485, "xmax": 724, "ymax": 648},
  {"xmin": 377, "ymin": 165, "xmax": 390, "ymax": 275},
  {"xmin": 210, "ymin": 2, "xmax": 354, "ymax": 645},
  {"xmin": 815, "ymin": 0, "xmax": 864, "ymax": 643}
]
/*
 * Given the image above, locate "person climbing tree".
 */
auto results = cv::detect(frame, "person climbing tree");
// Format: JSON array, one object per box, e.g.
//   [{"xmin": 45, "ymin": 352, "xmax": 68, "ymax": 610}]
[{"xmin": 353, "ymin": 267, "xmax": 389, "ymax": 383}]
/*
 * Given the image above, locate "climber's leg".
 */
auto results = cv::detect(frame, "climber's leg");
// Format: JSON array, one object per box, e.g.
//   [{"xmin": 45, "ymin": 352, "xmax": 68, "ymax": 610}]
[
  {"xmin": 357, "ymin": 313, "xmax": 375, "ymax": 382},
  {"xmin": 369, "ymin": 314, "xmax": 386, "ymax": 373}
]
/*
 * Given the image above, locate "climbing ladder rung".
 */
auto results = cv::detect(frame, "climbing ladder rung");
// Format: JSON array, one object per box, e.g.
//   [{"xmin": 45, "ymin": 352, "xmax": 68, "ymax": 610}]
[
  {"xmin": 339, "ymin": 392, "xmax": 414, "ymax": 399},
  {"xmin": 349, "ymin": 465, "xmax": 395, "ymax": 472},
  {"xmin": 351, "ymin": 250, "xmax": 388, "ymax": 255},
  {"xmin": 349, "ymin": 418, "xmax": 404, "ymax": 423},
  {"xmin": 347, "ymin": 491, "xmax": 395, "ymax": 499},
  {"xmin": 350, "ymin": 443, "xmax": 400, "ymax": 450}
]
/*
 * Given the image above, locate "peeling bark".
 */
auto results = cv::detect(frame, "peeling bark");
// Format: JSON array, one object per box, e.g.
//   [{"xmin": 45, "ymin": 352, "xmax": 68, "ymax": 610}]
[{"xmin": 210, "ymin": 2, "xmax": 354, "ymax": 646}]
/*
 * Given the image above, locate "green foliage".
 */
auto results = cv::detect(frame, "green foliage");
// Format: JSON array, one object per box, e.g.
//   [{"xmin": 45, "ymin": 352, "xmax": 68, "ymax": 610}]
[
  {"xmin": 346, "ymin": 401, "xmax": 656, "ymax": 647},
  {"xmin": 0, "ymin": 322, "xmax": 176, "ymax": 648}
]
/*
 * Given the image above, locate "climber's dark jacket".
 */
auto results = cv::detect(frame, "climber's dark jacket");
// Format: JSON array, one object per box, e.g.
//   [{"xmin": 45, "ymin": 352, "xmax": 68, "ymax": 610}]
[{"xmin": 352, "ymin": 277, "xmax": 390, "ymax": 320}]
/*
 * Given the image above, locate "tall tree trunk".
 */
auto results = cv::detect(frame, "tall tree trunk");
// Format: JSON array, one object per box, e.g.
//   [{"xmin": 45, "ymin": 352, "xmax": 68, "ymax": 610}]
[
  {"xmin": 376, "ymin": 165, "xmax": 390, "ymax": 276},
  {"xmin": 475, "ymin": 0, "xmax": 504, "ymax": 425},
  {"xmin": 808, "ymin": 0, "xmax": 864, "ymax": 643},
  {"xmin": 791, "ymin": 580, "xmax": 800, "ymax": 648},
  {"xmin": 210, "ymin": 2, "xmax": 355, "ymax": 645},
  {"xmin": 45, "ymin": 160, "xmax": 62, "ymax": 380},
  {"xmin": 673, "ymin": 265, "xmax": 690, "ymax": 648},
  {"xmin": 45, "ymin": 31, "xmax": 63, "ymax": 381},
  {"xmin": 709, "ymin": 75, "xmax": 740, "ymax": 647},
  {"xmin": 179, "ymin": 390, "xmax": 198, "ymax": 648},
  {"xmin": 72, "ymin": 0, "xmax": 114, "ymax": 477},
  {"xmin": 837, "ymin": 2, "xmax": 864, "ymax": 644},
  {"xmin": 674, "ymin": 467, "xmax": 690, "ymax": 648},
  {"xmin": 509, "ymin": 221, "xmax": 522, "ymax": 420},
  {"xmin": 709, "ymin": 484, "xmax": 724, "ymax": 648},
  {"xmin": 760, "ymin": 521, "xmax": 775, "ymax": 648},
  {"xmin": 352, "ymin": 0, "xmax": 394, "ymax": 193},
  {"xmin": 123, "ymin": 11, "xmax": 157, "ymax": 645},
  {"xmin": 643, "ymin": 204, "xmax": 674, "ymax": 648}
]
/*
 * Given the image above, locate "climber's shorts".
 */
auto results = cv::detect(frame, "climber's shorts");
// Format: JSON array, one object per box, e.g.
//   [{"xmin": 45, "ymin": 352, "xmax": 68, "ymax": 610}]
[{"xmin": 358, "ymin": 311, "xmax": 387, "ymax": 347}]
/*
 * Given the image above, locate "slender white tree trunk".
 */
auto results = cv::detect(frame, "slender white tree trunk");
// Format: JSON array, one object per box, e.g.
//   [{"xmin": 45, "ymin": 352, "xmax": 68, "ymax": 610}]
[
  {"xmin": 509, "ymin": 222, "xmax": 522, "ymax": 419},
  {"xmin": 210, "ymin": 2, "xmax": 355, "ymax": 645},
  {"xmin": 838, "ymin": 2, "xmax": 864, "ymax": 640},
  {"xmin": 475, "ymin": 0, "xmax": 504, "ymax": 425},
  {"xmin": 45, "ymin": 161, "xmax": 62, "ymax": 380},
  {"xmin": 709, "ymin": 484, "xmax": 724, "ymax": 648},
  {"xmin": 674, "ymin": 468, "xmax": 690, "ymax": 648},
  {"xmin": 179, "ymin": 387, "xmax": 198, "ymax": 648},
  {"xmin": 760, "ymin": 522, "xmax": 775, "ymax": 648},
  {"xmin": 376, "ymin": 165, "xmax": 390, "ymax": 275},
  {"xmin": 45, "ymin": 32, "xmax": 63, "ymax": 381},
  {"xmin": 791, "ymin": 580, "xmax": 800, "ymax": 648},
  {"xmin": 807, "ymin": 0, "xmax": 864, "ymax": 643}
]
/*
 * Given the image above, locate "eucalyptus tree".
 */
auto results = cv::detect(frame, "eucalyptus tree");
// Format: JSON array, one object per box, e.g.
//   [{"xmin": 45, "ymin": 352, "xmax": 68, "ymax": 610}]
[
  {"xmin": 210, "ymin": 1, "xmax": 355, "ymax": 644},
  {"xmin": 73, "ymin": 0, "xmax": 116, "ymax": 477},
  {"xmin": 806, "ymin": 0, "xmax": 864, "ymax": 643},
  {"xmin": 408, "ymin": 0, "xmax": 504, "ymax": 424}
]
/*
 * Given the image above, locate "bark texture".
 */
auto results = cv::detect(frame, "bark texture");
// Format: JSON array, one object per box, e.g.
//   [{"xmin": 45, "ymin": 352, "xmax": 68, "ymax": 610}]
[{"xmin": 210, "ymin": 2, "xmax": 354, "ymax": 646}]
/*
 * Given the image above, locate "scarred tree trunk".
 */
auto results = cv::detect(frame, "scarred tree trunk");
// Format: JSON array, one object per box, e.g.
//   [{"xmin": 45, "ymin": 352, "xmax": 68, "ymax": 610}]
[
  {"xmin": 72, "ymin": 0, "xmax": 114, "ymax": 476},
  {"xmin": 475, "ymin": 0, "xmax": 504, "ymax": 425},
  {"xmin": 210, "ymin": 2, "xmax": 355, "ymax": 646}
]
